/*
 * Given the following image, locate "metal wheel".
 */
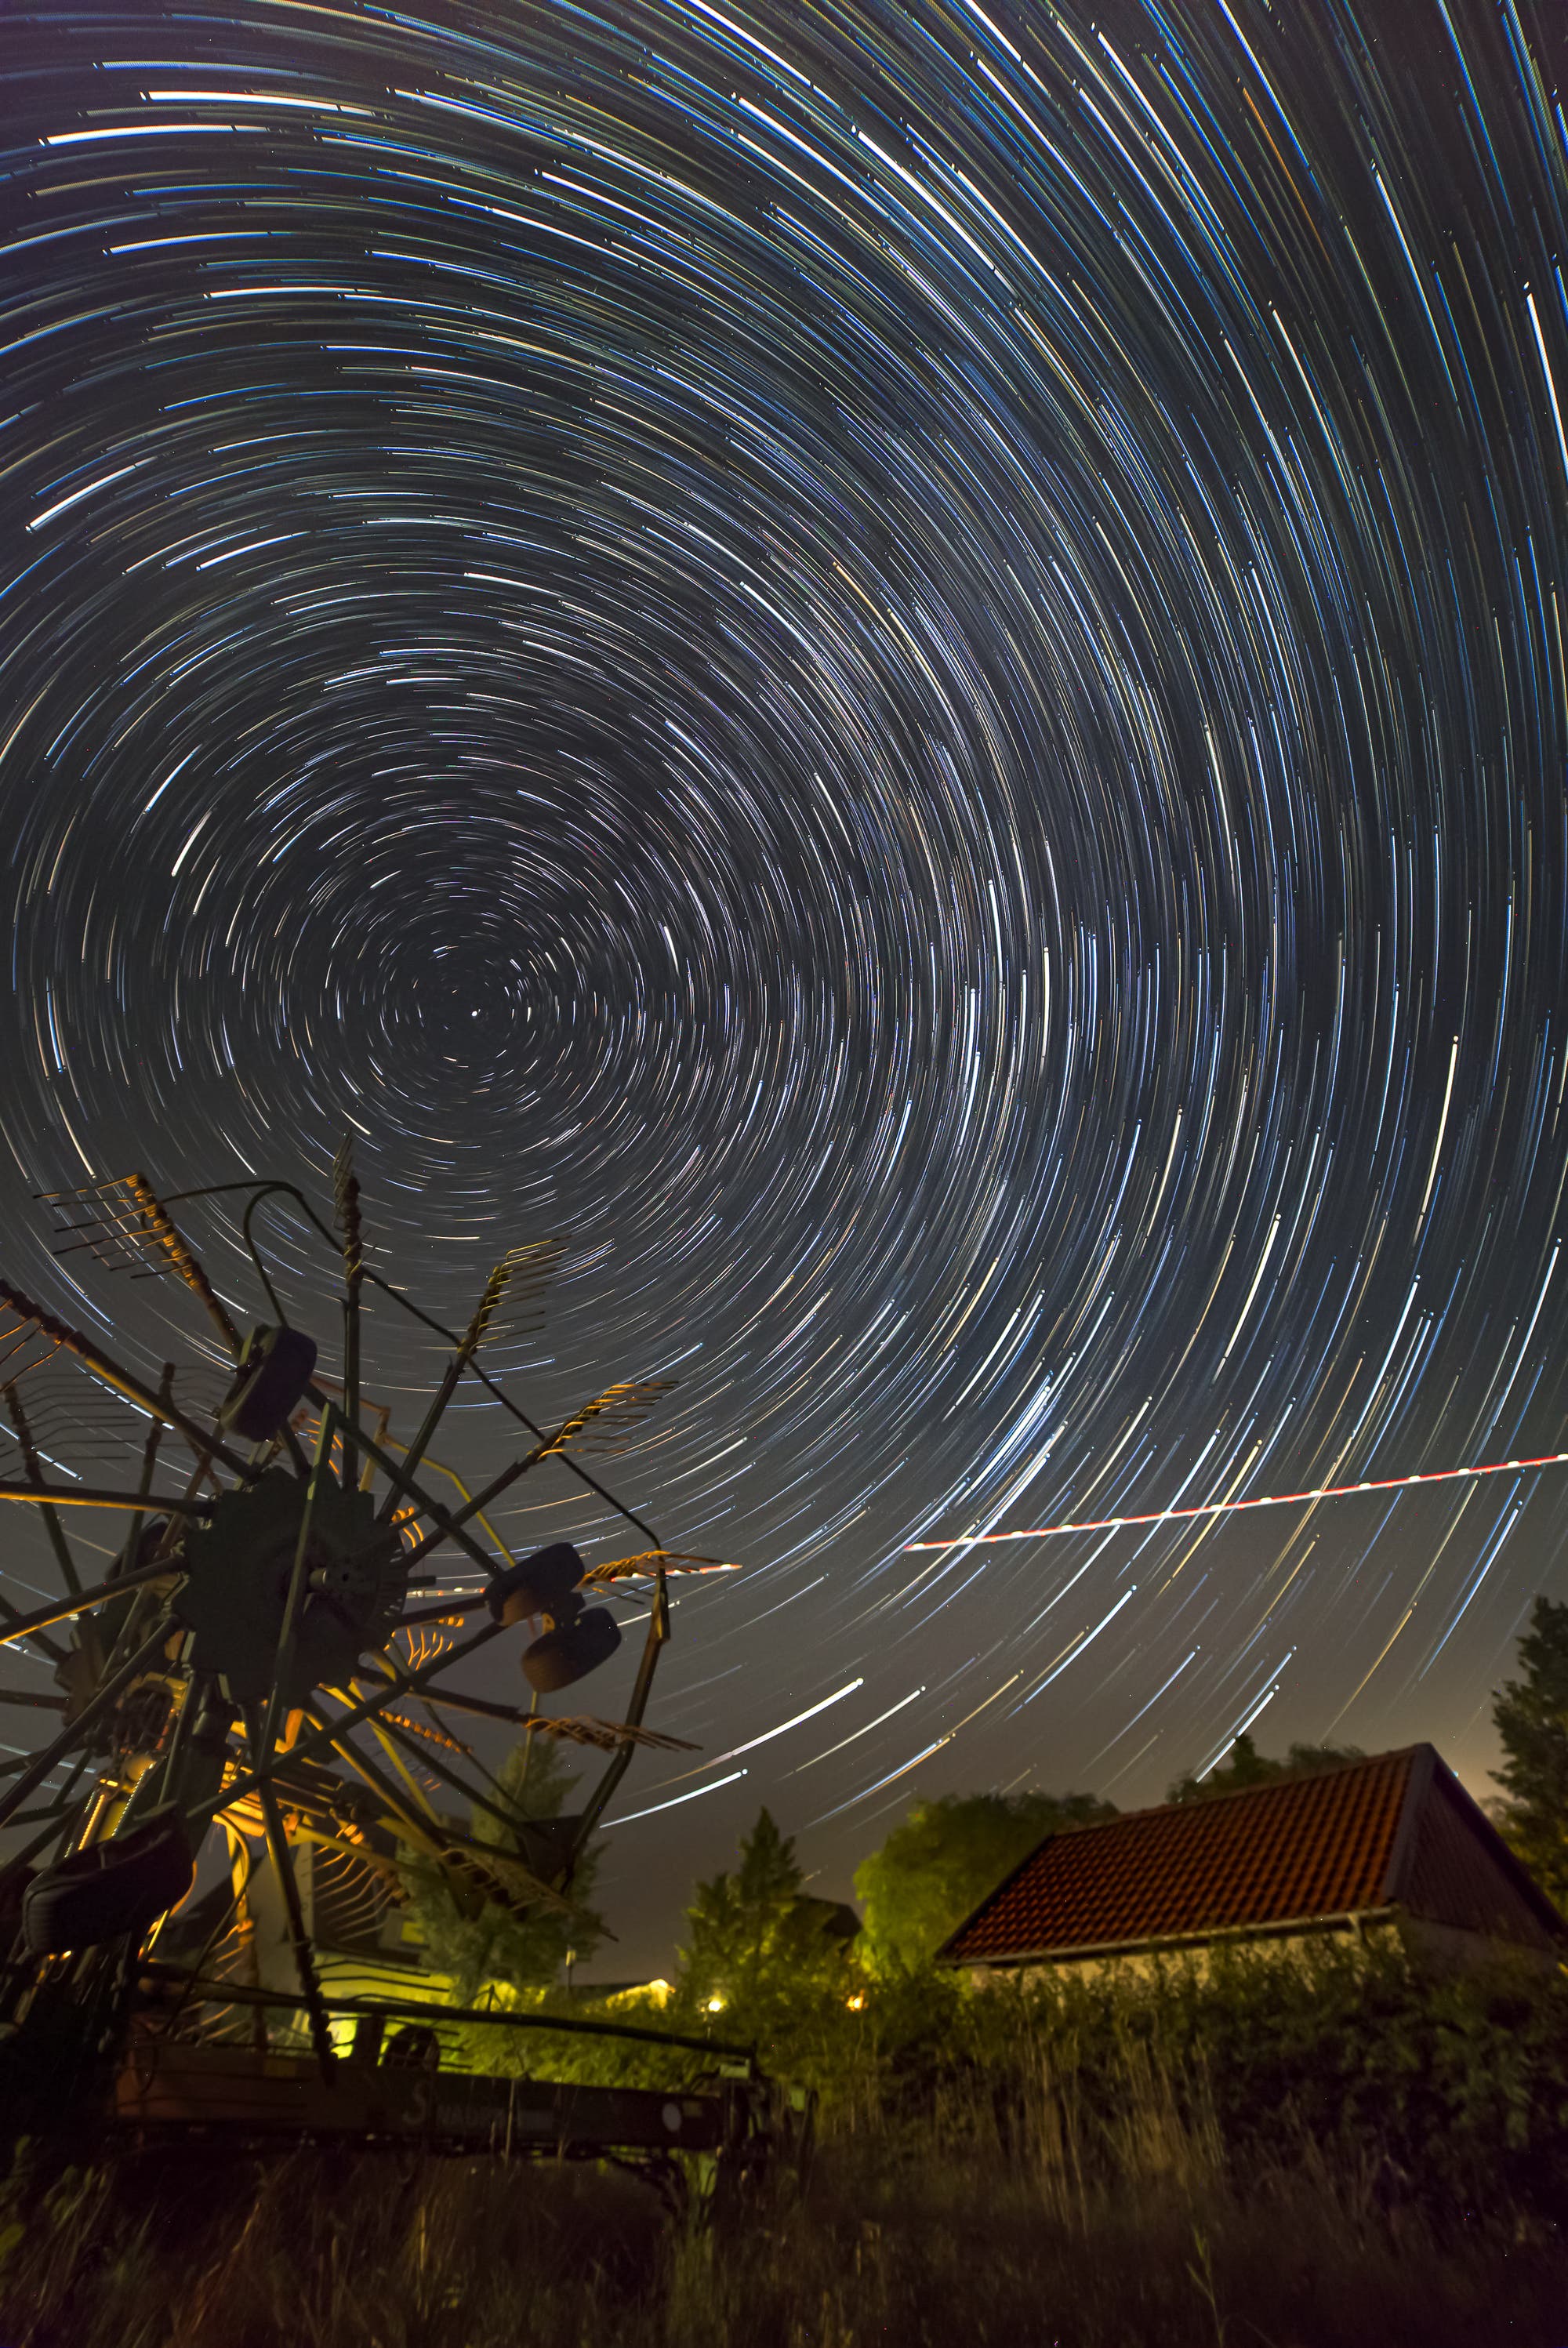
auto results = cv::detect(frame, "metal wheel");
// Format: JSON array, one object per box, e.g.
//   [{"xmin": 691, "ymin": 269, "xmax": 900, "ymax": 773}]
[{"xmin": 0, "ymin": 1151, "xmax": 738, "ymax": 2089}]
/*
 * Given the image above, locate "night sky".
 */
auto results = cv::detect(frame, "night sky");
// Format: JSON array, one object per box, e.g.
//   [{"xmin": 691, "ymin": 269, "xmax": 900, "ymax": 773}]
[{"xmin": 2, "ymin": 0, "xmax": 1566, "ymax": 1976}]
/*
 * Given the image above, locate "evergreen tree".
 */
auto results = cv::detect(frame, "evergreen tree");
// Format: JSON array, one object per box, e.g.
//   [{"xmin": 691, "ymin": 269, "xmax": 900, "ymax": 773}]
[
  {"xmin": 1167, "ymin": 1733, "xmax": 1362, "ymax": 1806},
  {"xmin": 675, "ymin": 1809, "xmax": 848, "ymax": 2020},
  {"xmin": 397, "ymin": 1737, "xmax": 604, "ymax": 2006},
  {"xmin": 855, "ymin": 1789, "xmax": 1115, "ymax": 1972},
  {"xmin": 1493, "ymin": 1595, "xmax": 1568, "ymax": 1909}
]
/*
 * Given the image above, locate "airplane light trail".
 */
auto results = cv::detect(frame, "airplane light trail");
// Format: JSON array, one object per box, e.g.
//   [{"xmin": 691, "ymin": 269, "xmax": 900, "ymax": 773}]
[{"xmin": 905, "ymin": 1449, "xmax": 1568, "ymax": 1551}]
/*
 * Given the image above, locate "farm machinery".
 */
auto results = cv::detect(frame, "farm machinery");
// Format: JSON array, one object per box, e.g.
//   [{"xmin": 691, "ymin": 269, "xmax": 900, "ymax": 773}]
[{"xmin": 0, "ymin": 1154, "xmax": 786, "ymax": 2200}]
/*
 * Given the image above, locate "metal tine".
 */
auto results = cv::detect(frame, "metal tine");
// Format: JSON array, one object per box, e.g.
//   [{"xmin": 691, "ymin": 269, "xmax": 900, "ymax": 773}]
[
  {"xmin": 125, "ymin": 1174, "xmax": 242, "ymax": 1352},
  {"xmin": 412, "ymin": 1689, "xmax": 700, "ymax": 1752},
  {"xmin": 528, "ymin": 1716, "xmax": 699, "ymax": 1751},
  {"xmin": 0, "ymin": 1359, "xmax": 220, "ymax": 1477},
  {"xmin": 373, "ymin": 1244, "xmax": 557, "ymax": 1521},
  {"xmin": 0, "ymin": 1283, "xmax": 252, "ymax": 1479},
  {"xmin": 577, "ymin": 1549, "xmax": 740, "ymax": 1587},
  {"xmin": 477, "ymin": 1238, "xmax": 566, "ymax": 1347},
  {"xmin": 333, "ymin": 1138, "xmax": 365, "ymax": 1490},
  {"xmin": 0, "ymin": 1301, "xmax": 64, "ymax": 1388},
  {"xmin": 551, "ymin": 1377, "xmax": 679, "ymax": 1457},
  {"xmin": 35, "ymin": 1174, "xmax": 243, "ymax": 1356},
  {"xmin": 34, "ymin": 1175, "xmax": 142, "ymax": 1200},
  {"xmin": 40, "ymin": 1183, "xmax": 159, "ymax": 1268}
]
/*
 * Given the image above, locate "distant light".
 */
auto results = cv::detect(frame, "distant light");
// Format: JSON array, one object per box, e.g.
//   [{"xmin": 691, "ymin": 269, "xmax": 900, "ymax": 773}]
[{"xmin": 705, "ymin": 1994, "xmax": 725, "ymax": 2013}]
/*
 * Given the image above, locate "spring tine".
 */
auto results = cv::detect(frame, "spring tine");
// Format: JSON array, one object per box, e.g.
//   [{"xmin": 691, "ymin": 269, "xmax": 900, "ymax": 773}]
[
  {"xmin": 0, "ymin": 1283, "xmax": 252, "ymax": 1478},
  {"xmin": 125, "ymin": 1174, "xmax": 242, "ymax": 1353},
  {"xmin": 545, "ymin": 1378, "xmax": 677, "ymax": 1455}
]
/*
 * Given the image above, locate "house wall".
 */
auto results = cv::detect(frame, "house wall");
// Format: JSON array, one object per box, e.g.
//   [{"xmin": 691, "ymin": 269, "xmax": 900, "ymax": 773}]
[
  {"xmin": 1401, "ymin": 1778, "xmax": 1560, "ymax": 1955},
  {"xmin": 988, "ymin": 1922, "xmax": 1380, "ymax": 1992},
  {"xmin": 971, "ymin": 1912, "xmax": 1559, "ymax": 1991}
]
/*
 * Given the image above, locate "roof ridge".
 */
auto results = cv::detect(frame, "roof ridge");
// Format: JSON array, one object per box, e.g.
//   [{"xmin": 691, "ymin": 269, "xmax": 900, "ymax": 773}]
[{"xmin": 1054, "ymin": 1744, "xmax": 1427, "ymax": 1837}]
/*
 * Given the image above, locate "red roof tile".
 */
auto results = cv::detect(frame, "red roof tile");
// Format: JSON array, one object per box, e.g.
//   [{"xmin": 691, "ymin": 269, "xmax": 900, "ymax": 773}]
[{"xmin": 941, "ymin": 1745, "xmax": 1563, "ymax": 1963}]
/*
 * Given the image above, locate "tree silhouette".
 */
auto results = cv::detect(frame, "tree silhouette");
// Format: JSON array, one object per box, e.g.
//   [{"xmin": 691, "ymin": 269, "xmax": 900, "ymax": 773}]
[
  {"xmin": 1493, "ymin": 1595, "xmax": 1568, "ymax": 1909},
  {"xmin": 855, "ymin": 1789, "xmax": 1114, "ymax": 1971}
]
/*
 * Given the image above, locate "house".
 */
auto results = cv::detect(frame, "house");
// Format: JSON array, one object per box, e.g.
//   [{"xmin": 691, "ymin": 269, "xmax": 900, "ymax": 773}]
[{"xmin": 939, "ymin": 1744, "xmax": 1565, "ymax": 1980}]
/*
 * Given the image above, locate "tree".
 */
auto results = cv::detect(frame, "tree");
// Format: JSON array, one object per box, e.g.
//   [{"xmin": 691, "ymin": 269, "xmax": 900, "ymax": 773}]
[
  {"xmin": 854, "ymin": 1790, "xmax": 1115, "ymax": 1972},
  {"xmin": 1167, "ymin": 1733, "xmax": 1363, "ymax": 1806},
  {"xmin": 1492, "ymin": 1595, "xmax": 1568, "ymax": 1909},
  {"xmin": 397, "ymin": 1737, "xmax": 604, "ymax": 2007},
  {"xmin": 677, "ymin": 1808, "xmax": 845, "ymax": 2012}
]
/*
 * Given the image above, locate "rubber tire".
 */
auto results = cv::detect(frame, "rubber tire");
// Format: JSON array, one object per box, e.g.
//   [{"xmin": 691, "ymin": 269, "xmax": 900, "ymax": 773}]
[
  {"xmin": 222, "ymin": 1326, "xmax": 319, "ymax": 1441},
  {"xmin": 382, "ymin": 2024, "xmax": 441, "ymax": 2071},
  {"xmin": 522, "ymin": 1606, "xmax": 622, "ymax": 1692},
  {"xmin": 22, "ymin": 1807, "xmax": 194, "ymax": 1955},
  {"xmin": 487, "ymin": 1541, "xmax": 585, "ymax": 1628}
]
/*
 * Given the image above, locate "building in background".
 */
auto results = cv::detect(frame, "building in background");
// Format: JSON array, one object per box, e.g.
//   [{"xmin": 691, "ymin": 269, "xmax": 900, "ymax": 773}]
[{"xmin": 940, "ymin": 1745, "xmax": 1565, "ymax": 1982}]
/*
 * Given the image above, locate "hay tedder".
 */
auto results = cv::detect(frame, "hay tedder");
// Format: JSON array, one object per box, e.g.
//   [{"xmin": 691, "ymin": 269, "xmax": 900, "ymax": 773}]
[{"xmin": 0, "ymin": 1154, "xmax": 789, "ymax": 2202}]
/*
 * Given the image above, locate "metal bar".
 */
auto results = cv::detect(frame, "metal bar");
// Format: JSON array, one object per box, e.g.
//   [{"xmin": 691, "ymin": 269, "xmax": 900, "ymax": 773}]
[
  {"xmin": 393, "ymin": 1432, "xmax": 580, "ymax": 1576},
  {"xmin": 105, "ymin": 1364, "xmax": 175, "ymax": 1675},
  {"xmin": 187, "ymin": 1619, "xmax": 508, "ymax": 1831},
  {"xmin": 3, "ymin": 1798, "xmax": 78, "ymax": 1827},
  {"xmin": 136, "ymin": 1964, "xmax": 756, "ymax": 2061},
  {"xmin": 0, "ymin": 1557, "xmax": 188, "ymax": 1649},
  {"xmin": 0, "ymin": 1480, "xmax": 209, "ymax": 1517},
  {"xmin": 339, "ymin": 1308, "xmax": 359, "ymax": 1493},
  {"xmin": 363, "ymin": 1403, "xmax": 390, "ymax": 1494},
  {"xmin": 256, "ymin": 1410, "xmax": 336, "ymax": 1766},
  {"xmin": 390, "ymin": 1384, "xmax": 669, "ymax": 1582},
  {"xmin": 376, "ymin": 1359, "xmax": 462, "ymax": 1522},
  {"xmin": 0, "ymin": 1284, "xmax": 252, "ymax": 1479},
  {"xmin": 0, "ymin": 1617, "xmax": 172, "ymax": 1834},
  {"xmin": 119, "ymin": 1363, "xmax": 173, "ymax": 1598},
  {"xmin": 334, "ymin": 1148, "xmax": 363, "ymax": 1494},
  {"xmin": 155, "ymin": 1662, "xmax": 206, "ymax": 1812},
  {"xmin": 368, "ymin": 1707, "xmax": 550, "ymax": 1853},
  {"xmin": 305, "ymin": 1375, "xmax": 390, "ymax": 1497},
  {"xmin": 374, "ymin": 1257, "xmax": 510, "ymax": 1522},
  {"xmin": 397, "ymin": 1590, "xmax": 493, "ymax": 1627},
  {"xmin": 465, "ymin": 1356, "xmax": 665, "ymax": 1550},
  {"xmin": 153, "ymin": 1180, "xmax": 665, "ymax": 1552},
  {"xmin": 245, "ymin": 1709, "xmax": 336, "ymax": 2084},
  {"xmin": 301, "ymin": 1709, "xmax": 574, "ymax": 1918},
  {"xmin": 297, "ymin": 1715, "xmax": 456, "ymax": 1853},
  {"xmin": 572, "ymin": 1568, "xmax": 670, "ymax": 1853},
  {"xmin": 0, "ymin": 1687, "xmax": 67, "ymax": 1710},
  {"xmin": 5, "ymin": 1384, "xmax": 82, "ymax": 1595},
  {"xmin": 237, "ymin": 1187, "xmax": 296, "ymax": 1328},
  {"xmin": 381, "ymin": 1442, "xmax": 517, "ymax": 1570},
  {"xmin": 0, "ymin": 1583, "xmax": 67, "ymax": 1665},
  {"xmin": 347, "ymin": 1422, "xmax": 506, "ymax": 1583},
  {"xmin": 0, "ymin": 1808, "xmax": 87, "ymax": 1905},
  {"xmin": 402, "ymin": 1685, "xmax": 539, "ymax": 1727}
]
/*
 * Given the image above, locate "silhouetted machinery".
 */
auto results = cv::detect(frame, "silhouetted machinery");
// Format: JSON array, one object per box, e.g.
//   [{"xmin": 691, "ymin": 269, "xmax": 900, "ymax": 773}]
[{"xmin": 0, "ymin": 1153, "xmax": 775, "ymax": 2194}]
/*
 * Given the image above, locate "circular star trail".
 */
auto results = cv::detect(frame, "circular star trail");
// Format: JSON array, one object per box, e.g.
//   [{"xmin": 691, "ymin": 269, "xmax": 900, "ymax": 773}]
[{"xmin": 1, "ymin": 0, "xmax": 1566, "ymax": 1958}]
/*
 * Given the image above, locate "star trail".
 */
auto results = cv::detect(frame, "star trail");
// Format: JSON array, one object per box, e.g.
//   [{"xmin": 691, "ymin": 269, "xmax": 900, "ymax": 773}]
[{"xmin": 1, "ymin": 0, "xmax": 1566, "ymax": 1969}]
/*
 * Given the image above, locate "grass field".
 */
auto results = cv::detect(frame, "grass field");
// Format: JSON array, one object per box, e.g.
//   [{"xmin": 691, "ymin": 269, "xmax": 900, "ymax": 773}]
[{"xmin": 4, "ymin": 2002, "xmax": 1566, "ymax": 2348}]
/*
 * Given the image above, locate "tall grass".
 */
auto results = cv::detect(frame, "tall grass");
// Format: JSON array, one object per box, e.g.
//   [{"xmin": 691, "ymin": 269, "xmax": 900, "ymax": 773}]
[{"xmin": 4, "ymin": 1943, "xmax": 1567, "ymax": 2346}]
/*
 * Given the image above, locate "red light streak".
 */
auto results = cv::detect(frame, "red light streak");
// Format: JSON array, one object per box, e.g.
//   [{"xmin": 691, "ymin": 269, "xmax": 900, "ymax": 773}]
[{"xmin": 904, "ymin": 1448, "xmax": 1568, "ymax": 1551}]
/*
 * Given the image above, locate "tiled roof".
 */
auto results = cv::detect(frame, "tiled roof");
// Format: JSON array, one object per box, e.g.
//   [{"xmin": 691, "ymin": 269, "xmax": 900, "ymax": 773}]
[{"xmin": 941, "ymin": 1745, "xmax": 1563, "ymax": 1963}]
